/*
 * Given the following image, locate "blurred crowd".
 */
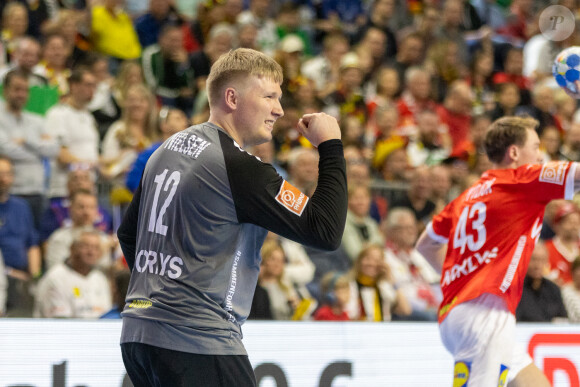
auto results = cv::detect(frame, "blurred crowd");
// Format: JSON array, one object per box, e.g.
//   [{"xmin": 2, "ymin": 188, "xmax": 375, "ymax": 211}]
[{"xmin": 2, "ymin": 0, "xmax": 580, "ymax": 322}]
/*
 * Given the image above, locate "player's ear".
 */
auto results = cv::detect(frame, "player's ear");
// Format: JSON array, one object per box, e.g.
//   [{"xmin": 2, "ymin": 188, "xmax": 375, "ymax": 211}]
[
  {"xmin": 507, "ymin": 144, "xmax": 519, "ymax": 162},
  {"xmin": 224, "ymin": 87, "xmax": 238, "ymax": 110}
]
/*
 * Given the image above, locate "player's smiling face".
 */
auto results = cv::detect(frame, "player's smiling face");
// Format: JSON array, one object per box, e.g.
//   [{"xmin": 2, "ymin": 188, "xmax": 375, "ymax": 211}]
[{"xmin": 235, "ymin": 75, "xmax": 284, "ymax": 147}]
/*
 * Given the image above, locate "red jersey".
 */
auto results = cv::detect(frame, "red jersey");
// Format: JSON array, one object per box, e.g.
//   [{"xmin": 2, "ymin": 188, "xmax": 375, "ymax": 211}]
[
  {"xmin": 546, "ymin": 238, "xmax": 579, "ymax": 284},
  {"xmin": 427, "ymin": 161, "xmax": 577, "ymax": 323}
]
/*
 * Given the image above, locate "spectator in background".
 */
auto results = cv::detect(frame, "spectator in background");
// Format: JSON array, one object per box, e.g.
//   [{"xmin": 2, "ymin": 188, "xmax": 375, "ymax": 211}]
[
  {"xmin": 540, "ymin": 126, "xmax": 563, "ymax": 163},
  {"xmin": 382, "ymin": 207, "xmax": 441, "ymax": 321},
  {"xmin": 390, "ymin": 166, "xmax": 436, "ymax": 229},
  {"xmin": 492, "ymin": 46, "xmax": 531, "ymax": 105},
  {"xmin": 275, "ymin": 34, "xmax": 306, "ymax": 95},
  {"xmin": 46, "ymin": 67, "xmax": 99, "ymax": 200},
  {"xmin": 406, "ymin": 109, "xmax": 451, "ymax": 167},
  {"xmin": 357, "ymin": 0, "xmax": 397, "ymax": 59},
  {"xmin": 111, "ymin": 60, "xmax": 145, "ymax": 108},
  {"xmin": 561, "ymin": 258, "xmax": 580, "ymax": 323},
  {"xmin": 34, "ymin": 33, "xmax": 71, "ymax": 95},
  {"xmin": 34, "ymin": 229, "xmax": 112, "ymax": 318},
  {"xmin": 387, "ymin": 33, "xmax": 425, "ymax": 89},
  {"xmin": 313, "ymin": 271, "xmax": 351, "ymax": 321},
  {"xmin": 398, "ymin": 6, "xmax": 440, "ymax": 59},
  {"xmin": 437, "ymin": 80, "xmax": 474, "ymax": 155},
  {"xmin": 237, "ymin": 0, "xmax": 278, "ymax": 56},
  {"xmin": 1, "ymin": 2, "xmax": 29, "ymax": 61},
  {"xmin": 44, "ymin": 189, "xmax": 114, "ymax": 271},
  {"xmin": 100, "ymin": 83, "xmax": 159, "ymax": 194},
  {"xmin": 429, "ymin": 164, "xmax": 453, "ymax": 214},
  {"xmin": 258, "ymin": 240, "xmax": 313, "ymax": 320},
  {"xmin": 301, "ymin": 32, "xmax": 349, "ymax": 98},
  {"xmin": 516, "ymin": 241, "xmax": 568, "ymax": 322},
  {"xmin": 561, "ymin": 123, "xmax": 580, "ymax": 161},
  {"xmin": 142, "ymin": 24, "xmax": 195, "ymax": 113},
  {"xmin": 0, "ymin": 69, "xmax": 59, "ymax": 227},
  {"xmin": 126, "ymin": 107, "xmax": 189, "ymax": 193},
  {"xmin": 0, "ymin": 37, "xmax": 48, "ymax": 87},
  {"xmin": 354, "ymin": 27, "xmax": 388, "ymax": 79},
  {"xmin": 286, "ymin": 147, "xmax": 319, "ymax": 195},
  {"xmin": 275, "ymin": 2, "xmax": 312, "ymax": 57},
  {"xmin": 89, "ymin": 0, "xmax": 142, "ymax": 70},
  {"xmin": 43, "ymin": 9, "xmax": 88, "ymax": 68},
  {"xmin": 546, "ymin": 201, "xmax": 580, "ymax": 286},
  {"xmin": 85, "ymin": 53, "xmax": 121, "ymax": 140},
  {"xmin": 426, "ymin": 39, "xmax": 465, "ymax": 103},
  {"xmin": 466, "ymin": 50, "xmax": 494, "ymax": 115},
  {"xmin": 366, "ymin": 66, "xmax": 400, "ymax": 122},
  {"xmin": 135, "ymin": 0, "xmax": 182, "ymax": 49},
  {"xmin": 396, "ymin": 67, "xmax": 439, "ymax": 133},
  {"xmin": 435, "ymin": 0, "xmax": 469, "ymax": 67},
  {"xmin": 189, "ymin": 22, "xmax": 236, "ymax": 110},
  {"xmin": 0, "ymin": 157, "xmax": 40, "ymax": 316},
  {"xmin": 341, "ymin": 184, "xmax": 384, "ymax": 262},
  {"xmin": 322, "ymin": 51, "xmax": 367, "ymax": 124},
  {"xmin": 345, "ymin": 244, "xmax": 411, "ymax": 321},
  {"xmin": 517, "ymin": 83, "xmax": 559, "ymax": 136},
  {"xmin": 39, "ymin": 168, "xmax": 113, "ymax": 242},
  {"xmin": 489, "ymin": 82, "xmax": 521, "ymax": 122}
]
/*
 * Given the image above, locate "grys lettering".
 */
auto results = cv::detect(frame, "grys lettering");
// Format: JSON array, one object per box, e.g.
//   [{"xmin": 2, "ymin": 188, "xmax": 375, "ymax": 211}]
[
  {"xmin": 442, "ymin": 247, "xmax": 499, "ymax": 287},
  {"xmin": 135, "ymin": 249, "xmax": 183, "ymax": 279}
]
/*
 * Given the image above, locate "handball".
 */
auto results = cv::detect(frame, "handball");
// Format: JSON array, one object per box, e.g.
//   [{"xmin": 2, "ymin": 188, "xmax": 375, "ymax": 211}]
[{"xmin": 553, "ymin": 46, "xmax": 580, "ymax": 98}]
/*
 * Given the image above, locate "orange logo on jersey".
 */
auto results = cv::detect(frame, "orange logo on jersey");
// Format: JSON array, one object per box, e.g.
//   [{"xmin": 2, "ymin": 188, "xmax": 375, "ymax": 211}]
[
  {"xmin": 276, "ymin": 180, "xmax": 309, "ymax": 216},
  {"xmin": 539, "ymin": 162, "xmax": 566, "ymax": 185}
]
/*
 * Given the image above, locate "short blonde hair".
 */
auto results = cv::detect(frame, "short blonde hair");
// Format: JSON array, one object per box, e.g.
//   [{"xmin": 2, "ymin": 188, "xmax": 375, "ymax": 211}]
[{"xmin": 206, "ymin": 48, "xmax": 283, "ymax": 108}]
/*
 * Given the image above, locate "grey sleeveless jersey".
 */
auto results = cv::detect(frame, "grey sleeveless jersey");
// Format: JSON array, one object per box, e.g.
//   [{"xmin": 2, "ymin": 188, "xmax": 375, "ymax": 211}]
[{"xmin": 118, "ymin": 122, "xmax": 347, "ymax": 355}]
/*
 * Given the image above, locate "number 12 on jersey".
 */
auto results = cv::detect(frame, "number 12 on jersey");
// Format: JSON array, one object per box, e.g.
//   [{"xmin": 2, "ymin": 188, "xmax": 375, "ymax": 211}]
[
  {"xmin": 453, "ymin": 202, "xmax": 487, "ymax": 254},
  {"xmin": 149, "ymin": 169, "xmax": 181, "ymax": 236}
]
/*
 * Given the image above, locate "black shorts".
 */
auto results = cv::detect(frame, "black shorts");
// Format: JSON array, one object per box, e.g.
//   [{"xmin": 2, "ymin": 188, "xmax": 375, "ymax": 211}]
[{"xmin": 121, "ymin": 342, "xmax": 257, "ymax": 387}]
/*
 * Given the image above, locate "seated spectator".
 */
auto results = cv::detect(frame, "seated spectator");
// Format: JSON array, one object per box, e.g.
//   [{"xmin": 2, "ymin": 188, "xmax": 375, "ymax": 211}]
[
  {"xmin": 134, "ymin": 0, "xmax": 183, "ymax": 49},
  {"xmin": 341, "ymin": 184, "xmax": 384, "ymax": 262},
  {"xmin": 46, "ymin": 67, "xmax": 99, "ymax": 200},
  {"xmin": 44, "ymin": 189, "xmax": 114, "ymax": 271},
  {"xmin": 560, "ymin": 123, "xmax": 580, "ymax": 161},
  {"xmin": 42, "ymin": 9, "xmax": 88, "ymax": 68},
  {"xmin": 1, "ymin": 3, "xmax": 28, "ymax": 62},
  {"xmin": 126, "ymin": 107, "xmax": 189, "ymax": 193},
  {"xmin": 89, "ymin": 0, "xmax": 142, "ymax": 66},
  {"xmin": 248, "ymin": 281, "xmax": 273, "ymax": 320},
  {"xmin": 436, "ymin": 80, "xmax": 473, "ymax": 155},
  {"xmin": 0, "ymin": 37, "xmax": 48, "ymax": 87},
  {"xmin": 34, "ymin": 33, "xmax": 71, "ymax": 96},
  {"xmin": 387, "ymin": 33, "xmax": 425, "ymax": 90},
  {"xmin": 111, "ymin": 60, "xmax": 145, "ymax": 109},
  {"xmin": 141, "ymin": 24, "xmax": 195, "ymax": 113},
  {"xmin": 286, "ymin": 147, "xmax": 319, "ymax": 194},
  {"xmin": 85, "ymin": 53, "xmax": 121, "ymax": 140},
  {"xmin": 39, "ymin": 168, "xmax": 112, "ymax": 242},
  {"xmin": 100, "ymin": 268, "xmax": 131, "ymax": 319},
  {"xmin": 236, "ymin": 0, "xmax": 278, "ymax": 56},
  {"xmin": 396, "ymin": 67, "xmax": 439, "ymax": 134},
  {"xmin": 516, "ymin": 83, "xmax": 560, "ymax": 136},
  {"xmin": 0, "ymin": 157, "xmax": 40, "ymax": 316},
  {"xmin": 313, "ymin": 272, "xmax": 351, "ymax": 321},
  {"xmin": 390, "ymin": 166, "xmax": 436, "ymax": 229},
  {"xmin": 0, "ymin": 69, "xmax": 59, "ymax": 227},
  {"xmin": 301, "ymin": 32, "xmax": 349, "ymax": 99},
  {"xmin": 34, "ymin": 229, "xmax": 112, "ymax": 318},
  {"xmin": 406, "ymin": 109, "xmax": 451, "ymax": 167},
  {"xmin": 366, "ymin": 66, "xmax": 400, "ymax": 122},
  {"xmin": 546, "ymin": 201, "xmax": 580, "ymax": 285},
  {"xmin": 466, "ymin": 49, "xmax": 494, "ymax": 115},
  {"xmin": 426, "ymin": 39, "xmax": 465, "ymax": 103},
  {"xmin": 101, "ymin": 84, "xmax": 160, "ymax": 194},
  {"xmin": 562, "ymin": 258, "xmax": 580, "ymax": 323},
  {"xmin": 489, "ymin": 82, "xmax": 521, "ymax": 122},
  {"xmin": 321, "ymin": 52, "xmax": 367, "ymax": 124},
  {"xmin": 540, "ymin": 126, "xmax": 563, "ymax": 163},
  {"xmin": 516, "ymin": 241, "xmax": 568, "ymax": 322},
  {"xmin": 382, "ymin": 207, "xmax": 441, "ymax": 321},
  {"xmin": 492, "ymin": 46, "xmax": 531, "ymax": 105},
  {"xmin": 429, "ymin": 164, "xmax": 453, "ymax": 214},
  {"xmin": 344, "ymin": 244, "xmax": 411, "ymax": 321},
  {"xmin": 258, "ymin": 239, "xmax": 315, "ymax": 320}
]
